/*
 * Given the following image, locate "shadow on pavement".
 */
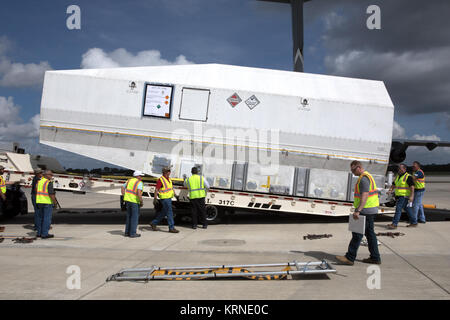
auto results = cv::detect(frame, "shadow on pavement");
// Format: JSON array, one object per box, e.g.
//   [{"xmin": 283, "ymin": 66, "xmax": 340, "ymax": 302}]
[{"xmin": 1, "ymin": 208, "xmax": 449, "ymax": 226}]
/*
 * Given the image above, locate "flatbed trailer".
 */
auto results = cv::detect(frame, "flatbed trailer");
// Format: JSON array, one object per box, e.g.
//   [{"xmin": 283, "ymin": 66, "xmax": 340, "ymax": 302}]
[{"xmin": 2, "ymin": 169, "xmax": 395, "ymax": 222}]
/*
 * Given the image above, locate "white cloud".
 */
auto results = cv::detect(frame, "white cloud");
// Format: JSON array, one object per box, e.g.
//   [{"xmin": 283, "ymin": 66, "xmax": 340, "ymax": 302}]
[
  {"xmin": 0, "ymin": 36, "xmax": 52, "ymax": 88},
  {"xmin": 0, "ymin": 96, "xmax": 39, "ymax": 142},
  {"xmin": 0, "ymin": 59, "xmax": 51, "ymax": 87},
  {"xmin": 392, "ymin": 121, "xmax": 407, "ymax": 139},
  {"xmin": 323, "ymin": 11, "xmax": 346, "ymax": 31},
  {"xmin": 411, "ymin": 134, "xmax": 441, "ymax": 141},
  {"xmin": 81, "ymin": 47, "xmax": 193, "ymax": 69},
  {"xmin": 393, "ymin": 121, "xmax": 450, "ymax": 163}
]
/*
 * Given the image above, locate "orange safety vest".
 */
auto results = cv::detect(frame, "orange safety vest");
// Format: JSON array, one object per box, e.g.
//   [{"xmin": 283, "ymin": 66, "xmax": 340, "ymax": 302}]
[
  {"xmin": 414, "ymin": 169, "xmax": 425, "ymax": 189},
  {"xmin": 123, "ymin": 178, "xmax": 142, "ymax": 204},
  {"xmin": 158, "ymin": 176, "xmax": 174, "ymax": 199},
  {"xmin": 36, "ymin": 177, "xmax": 53, "ymax": 204},
  {"xmin": 354, "ymin": 171, "xmax": 379, "ymax": 209}
]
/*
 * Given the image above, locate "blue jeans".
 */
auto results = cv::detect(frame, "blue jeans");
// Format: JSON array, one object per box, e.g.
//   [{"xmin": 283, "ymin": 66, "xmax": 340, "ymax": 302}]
[
  {"xmin": 345, "ymin": 214, "xmax": 380, "ymax": 262},
  {"xmin": 36, "ymin": 204, "xmax": 53, "ymax": 237},
  {"xmin": 392, "ymin": 196, "xmax": 417, "ymax": 225},
  {"xmin": 152, "ymin": 198, "xmax": 175, "ymax": 230},
  {"xmin": 32, "ymin": 195, "xmax": 38, "ymax": 228},
  {"xmin": 413, "ymin": 190, "xmax": 426, "ymax": 222},
  {"xmin": 125, "ymin": 202, "xmax": 140, "ymax": 236}
]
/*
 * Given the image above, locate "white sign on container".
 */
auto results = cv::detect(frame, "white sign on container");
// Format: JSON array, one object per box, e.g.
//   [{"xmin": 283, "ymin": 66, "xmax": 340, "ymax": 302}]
[{"xmin": 143, "ymin": 84, "xmax": 173, "ymax": 118}]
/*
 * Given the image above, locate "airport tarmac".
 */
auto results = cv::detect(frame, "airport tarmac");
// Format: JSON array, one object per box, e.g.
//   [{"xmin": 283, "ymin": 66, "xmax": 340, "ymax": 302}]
[{"xmin": 0, "ymin": 180, "xmax": 449, "ymax": 300}]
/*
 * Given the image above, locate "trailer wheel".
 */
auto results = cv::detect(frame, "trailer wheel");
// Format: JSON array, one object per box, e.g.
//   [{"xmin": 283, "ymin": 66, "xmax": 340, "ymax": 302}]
[
  {"xmin": 205, "ymin": 205, "xmax": 222, "ymax": 224},
  {"xmin": 1, "ymin": 186, "xmax": 27, "ymax": 218}
]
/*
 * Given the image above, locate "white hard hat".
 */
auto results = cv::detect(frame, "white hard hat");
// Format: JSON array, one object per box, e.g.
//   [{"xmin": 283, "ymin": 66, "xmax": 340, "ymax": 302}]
[{"xmin": 133, "ymin": 170, "xmax": 143, "ymax": 177}]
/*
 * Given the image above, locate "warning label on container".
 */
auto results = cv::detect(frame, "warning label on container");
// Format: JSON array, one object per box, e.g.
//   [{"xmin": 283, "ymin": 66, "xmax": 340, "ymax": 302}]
[
  {"xmin": 245, "ymin": 95, "xmax": 260, "ymax": 110},
  {"xmin": 143, "ymin": 84, "xmax": 173, "ymax": 118},
  {"xmin": 227, "ymin": 93, "xmax": 242, "ymax": 108}
]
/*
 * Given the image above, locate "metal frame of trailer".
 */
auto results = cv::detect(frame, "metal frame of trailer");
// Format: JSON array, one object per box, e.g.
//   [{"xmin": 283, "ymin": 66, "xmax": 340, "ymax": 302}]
[
  {"xmin": 4, "ymin": 170, "xmax": 395, "ymax": 218},
  {"xmin": 106, "ymin": 260, "xmax": 336, "ymax": 282}
]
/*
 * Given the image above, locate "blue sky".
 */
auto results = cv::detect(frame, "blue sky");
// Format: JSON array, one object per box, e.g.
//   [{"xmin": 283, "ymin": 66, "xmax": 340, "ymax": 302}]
[{"xmin": 1, "ymin": 0, "xmax": 449, "ymax": 168}]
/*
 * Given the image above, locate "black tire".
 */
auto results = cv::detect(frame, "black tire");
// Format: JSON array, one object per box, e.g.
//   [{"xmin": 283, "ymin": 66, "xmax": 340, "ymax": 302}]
[
  {"xmin": 2, "ymin": 187, "xmax": 26, "ymax": 218},
  {"xmin": 205, "ymin": 205, "xmax": 223, "ymax": 224}
]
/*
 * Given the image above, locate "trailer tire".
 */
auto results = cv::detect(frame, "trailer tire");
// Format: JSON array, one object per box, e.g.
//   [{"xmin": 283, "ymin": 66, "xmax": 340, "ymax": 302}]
[
  {"xmin": 1, "ymin": 186, "xmax": 27, "ymax": 219},
  {"xmin": 205, "ymin": 205, "xmax": 223, "ymax": 224}
]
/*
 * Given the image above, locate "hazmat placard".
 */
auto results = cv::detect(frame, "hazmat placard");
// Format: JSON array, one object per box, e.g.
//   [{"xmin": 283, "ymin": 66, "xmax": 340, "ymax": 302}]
[
  {"xmin": 227, "ymin": 93, "xmax": 241, "ymax": 108},
  {"xmin": 143, "ymin": 84, "xmax": 173, "ymax": 118},
  {"xmin": 245, "ymin": 95, "xmax": 260, "ymax": 110}
]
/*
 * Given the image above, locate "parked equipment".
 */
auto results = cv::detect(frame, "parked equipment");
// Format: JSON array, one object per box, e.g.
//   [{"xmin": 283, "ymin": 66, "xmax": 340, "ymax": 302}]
[{"xmin": 106, "ymin": 260, "xmax": 336, "ymax": 281}]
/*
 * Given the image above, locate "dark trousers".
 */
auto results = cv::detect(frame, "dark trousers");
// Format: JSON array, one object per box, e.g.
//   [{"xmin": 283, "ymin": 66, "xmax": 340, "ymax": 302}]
[
  {"xmin": 36, "ymin": 204, "xmax": 53, "ymax": 237},
  {"xmin": 152, "ymin": 199, "xmax": 175, "ymax": 230},
  {"xmin": 190, "ymin": 197, "xmax": 207, "ymax": 227},
  {"xmin": 125, "ymin": 202, "xmax": 140, "ymax": 236},
  {"xmin": 345, "ymin": 214, "xmax": 380, "ymax": 262}
]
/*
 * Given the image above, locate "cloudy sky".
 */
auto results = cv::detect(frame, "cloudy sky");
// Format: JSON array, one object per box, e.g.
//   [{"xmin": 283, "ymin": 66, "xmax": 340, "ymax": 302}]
[{"xmin": 0, "ymin": 0, "xmax": 449, "ymax": 168}]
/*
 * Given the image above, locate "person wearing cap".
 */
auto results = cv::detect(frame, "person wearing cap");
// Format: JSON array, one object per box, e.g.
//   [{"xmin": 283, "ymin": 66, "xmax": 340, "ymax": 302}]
[
  {"xmin": 35, "ymin": 170, "xmax": 58, "ymax": 239},
  {"xmin": 31, "ymin": 169, "xmax": 43, "ymax": 231},
  {"xmin": 150, "ymin": 167, "xmax": 179, "ymax": 233},
  {"xmin": 121, "ymin": 171, "xmax": 144, "ymax": 238},
  {"xmin": 184, "ymin": 166, "xmax": 209, "ymax": 229}
]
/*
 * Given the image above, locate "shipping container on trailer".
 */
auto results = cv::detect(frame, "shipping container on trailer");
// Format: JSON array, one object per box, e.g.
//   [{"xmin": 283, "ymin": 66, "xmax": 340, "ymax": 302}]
[{"xmin": 39, "ymin": 64, "xmax": 394, "ymax": 206}]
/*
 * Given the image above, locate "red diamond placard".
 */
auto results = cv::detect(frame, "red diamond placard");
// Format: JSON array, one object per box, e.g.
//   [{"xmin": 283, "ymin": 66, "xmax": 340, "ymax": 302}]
[{"xmin": 227, "ymin": 93, "xmax": 242, "ymax": 108}]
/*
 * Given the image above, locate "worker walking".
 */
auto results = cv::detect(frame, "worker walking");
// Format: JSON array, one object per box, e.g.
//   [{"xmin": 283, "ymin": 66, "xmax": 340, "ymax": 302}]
[
  {"xmin": 386, "ymin": 163, "xmax": 416, "ymax": 229},
  {"xmin": 184, "ymin": 167, "xmax": 209, "ymax": 229},
  {"xmin": 412, "ymin": 161, "xmax": 426, "ymax": 223},
  {"xmin": 336, "ymin": 161, "xmax": 381, "ymax": 265},
  {"xmin": 35, "ymin": 170, "xmax": 58, "ymax": 239},
  {"xmin": 31, "ymin": 169, "xmax": 43, "ymax": 231},
  {"xmin": 121, "ymin": 171, "xmax": 144, "ymax": 238},
  {"xmin": 150, "ymin": 167, "xmax": 179, "ymax": 233}
]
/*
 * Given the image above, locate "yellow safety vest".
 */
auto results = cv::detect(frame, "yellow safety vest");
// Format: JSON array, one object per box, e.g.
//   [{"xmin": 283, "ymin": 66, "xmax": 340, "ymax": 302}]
[
  {"xmin": 187, "ymin": 174, "xmax": 206, "ymax": 199},
  {"xmin": 413, "ymin": 169, "xmax": 425, "ymax": 190},
  {"xmin": 36, "ymin": 177, "xmax": 53, "ymax": 204},
  {"xmin": 123, "ymin": 178, "xmax": 142, "ymax": 204},
  {"xmin": 0, "ymin": 176, "xmax": 6, "ymax": 194},
  {"xmin": 158, "ymin": 176, "xmax": 174, "ymax": 199},
  {"xmin": 354, "ymin": 171, "xmax": 379, "ymax": 209},
  {"xmin": 394, "ymin": 173, "xmax": 412, "ymax": 197}
]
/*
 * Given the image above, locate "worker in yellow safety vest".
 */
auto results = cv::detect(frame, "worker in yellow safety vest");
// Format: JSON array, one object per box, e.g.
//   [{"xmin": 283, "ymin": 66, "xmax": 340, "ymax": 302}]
[
  {"xmin": 411, "ymin": 161, "xmax": 426, "ymax": 223},
  {"xmin": 0, "ymin": 165, "xmax": 27, "ymax": 218},
  {"xmin": 150, "ymin": 167, "xmax": 179, "ymax": 233},
  {"xmin": 35, "ymin": 170, "xmax": 58, "ymax": 239},
  {"xmin": 0, "ymin": 166, "xmax": 8, "ymax": 203},
  {"xmin": 387, "ymin": 163, "xmax": 416, "ymax": 229},
  {"xmin": 121, "ymin": 171, "xmax": 144, "ymax": 238},
  {"xmin": 336, "ymin": 160, "xmax": 381, "ymax": 266},
  {"xmin": 184, "ymin": 166, "xmax": 210, "ymax": 229}
]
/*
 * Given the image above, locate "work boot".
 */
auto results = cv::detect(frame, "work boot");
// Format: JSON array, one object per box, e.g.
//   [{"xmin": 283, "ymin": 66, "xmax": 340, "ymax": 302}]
[
  {"xmin": 362, "ymin": 258, "xmax": 381, "ymax": 265},
  {"xmin": 406, "ymin": 223, "xmax": 418, "ymax": 228},
  {"xmin": 386, "ymin": 224, "xmax": 397, "ymax": 229},
  {"xmin": 335, "ymin": 255, "xmax": 354, "ymax": 266},
  {"xmin": 169, "ymin": 228, "xmax": 180, "ymax": 233},
  {"xmin": 150, "ymin": 223, "xmax": 160, "ymax": 231},
  {"xmin": 41, "ymin": 234, "xmax": 54, "ymax": 239},
  {"xmin": 129, "ymin": 234, "xmax": 141, "ymax": 238}
]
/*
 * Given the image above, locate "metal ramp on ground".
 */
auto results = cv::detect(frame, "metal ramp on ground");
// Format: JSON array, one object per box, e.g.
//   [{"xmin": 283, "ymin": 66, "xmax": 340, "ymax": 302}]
[{"xmin": 106, "ymin": 260, "xmax": 336, "ymax": 281}]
